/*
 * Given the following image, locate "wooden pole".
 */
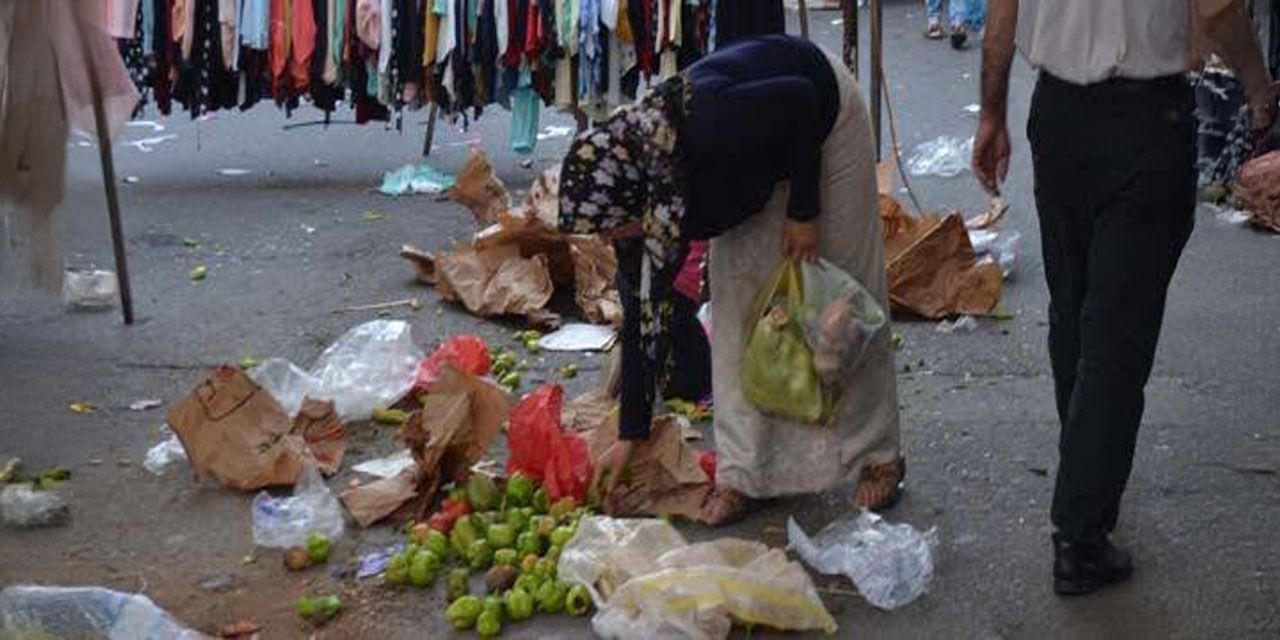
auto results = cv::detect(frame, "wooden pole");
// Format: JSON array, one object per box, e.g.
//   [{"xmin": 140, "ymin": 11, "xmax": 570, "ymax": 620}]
[
  {"xmin": 869, "ymin": 0, "xmax": 883, "ymax": 159},
  {"xmin": 842, "ymin": 0, "xmax": 859, "ymax": 81},
  {"xmin": 76, "ymin": 11, "xmax": 135, "ymax": 324},
  {"xmin": 798, "ymin": 0, "xmax": 810, "ymax": 39}
]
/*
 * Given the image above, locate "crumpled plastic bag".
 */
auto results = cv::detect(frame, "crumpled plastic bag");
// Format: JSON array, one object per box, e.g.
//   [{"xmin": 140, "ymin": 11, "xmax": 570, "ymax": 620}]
[
  {"xmin": 787, "ymin": 511, "xmax": 938, "ymax": 610},
  {"xmin": 506, "ymin": 384, "xmax": 593, "ymax": 502},
  {"xmin": 378, "ymin": 163, "xmax": 456, "ymax": 196},
  {"xmin": 559, "ymin": 517, "xmax": 837, "ymax": 640},
  {"xmin": 251, "ymin": 466, "xmax": 345, "ymax": 548},
  {"xmin": 906, "ymin": 135, "xmax": 973, "ymax": 178},
  {"xmin": 62, "ymin": 268, "xmax": 118, "ymax": 309},
  {"xmin": 0, "ymin": 586, "xmax": 206, "ymax": 639},
  {"xmin": 1, "ymin": 484, "xmax": 69, "ymax": 528},
  {"xmin": 143, "ymin": 426, "xmax": 187, "ymax": 476},
  {"xmin": 250, "ymin": 320, "xmax": 423, "ymax": 422},
  {"xmin": 413, "ymin": 334, "xmax": 491, "ymax": 395},
  {"xmin": 798, "ymin": 259, "xmax": 887, "ymax": 389},
  {"xmin": 740, "ymin": 262, "xmax": 826, "ymax": 424}
]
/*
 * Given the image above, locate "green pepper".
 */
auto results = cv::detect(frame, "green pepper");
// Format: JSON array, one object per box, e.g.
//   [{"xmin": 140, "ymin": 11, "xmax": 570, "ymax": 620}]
[
  {"xmin": 545, "ymin": 544, "xmax": 562, "ymax": 565},
  {"xmin": 513, "ymin": 573, "xmax": 541, "ymax": 596},
  {"xmin": 504, "ymin": 472, "xmax": 535, "ymax": 508},
  {"xmin": 451, "ymin": 515, "xmax": 479, "ymax": 556},
  {"xmin": 534, "ymin": 558, "xmax": 557, "ymax": 582},
  {"xmin": 519, "ymin": 554, "xmax": 539, "ymax": 574},
  {"xmin": 493, "ymin": 548, "xmax": 519, "ymax": 567},
  {"xmin": 409, "ymin": 550, "xmax": 441, "ymax": 587},
  {"xmin": 565, "ymin": 584, "xmax": 591, "ymax": 616},
  {"xmin": 483, "ymin": 595, "xmax": 505, "ymax": 620},
  {"xmin": 446, "ymin": 595, "xmax": 483, "ymax": 630},
  {"xmin": 468, "ymin": 540, "xmax": 494, "ymax": 570},
  {"xmin": 549, "ymin": 525, "xmax": 574, "ymax": 548},
  {"xmin": 318, "ymin": 595, "xmax": 342, "ymax": 620},
  {"xmin": 535, "ymin": 516, "xmax": 557, "ymax": 538},
  {"xmin": 531, "ymin": 488, "xmax": 550, "ymax": 514},
  {"xmin": 447, "ymin": 568, "xmax": 471, "ymax": 602},
  {"xmin": 516, "ymin": 531, "xmax": 544, "ymax": 557},
  {"xmin": 385, "ymin": 553, "xmax": 409, "ymax": 585},
  {"xmin": 305, "ymin": 532, "xmax": 332, "ymax": 564},
  {"xmin": 535, "ymin": 579, "xmax": 568, "ymax": 614},
  {"xmin": 505, "ymin": 507, "xmax": 529, "ymax": 533},
  {"xmin": 503, "ymin": 588, "xmax": 535, "ymax": 621},
  {"xmin": 476, "ymin": 610, "xmax": 501, "ymax": 637},
  {"xmin": 549, "ymin": 497, "xmax": 577, "ymax": 521},
  {"xmin": 423, "ymin": 529, "xmax": 449, "ymax": 559},
  {"xmin": 486, "ymin": 523, "xmax": 516, "ymax": 550},
  {"xmin": 404, "ymin": 542, "xmax": 421, "ymax": 559},
  {"xmin": 297, "ymin": 596, "xmax": 319, "ymax": 618},
  {"xmin": 297, "ymin": 595, "xmax": 341, "ymax": 623}
]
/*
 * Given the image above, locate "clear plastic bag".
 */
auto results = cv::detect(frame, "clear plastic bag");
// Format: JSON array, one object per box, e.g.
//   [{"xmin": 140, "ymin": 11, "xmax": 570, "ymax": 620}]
[
  {"xmin": 787, "ymin": 511, "xmax": 938, "ymax": 610},
  {"xmin": 1, "ymin": 484, "xmax": 69, "ymax": 528},
  {"xmin": 0, "ymin": 586, "xmax": 206, "ymax": 639},
  {"xmin": 799, "ymin": 260, "xmax": 887, "ymax": 388},
  {"xmin": 561, "ymin": 517, "xmax": 837, "ymax": 640},
  {"xmin": 142, "ymin": 426, "xmax": 188, "ymax": 476},
  {"xmin": 740, "ymin": 263, "xmax": 825, "ymax": 424},
  {"xmin": 247, "ymin": 357, "xmax": 320, "ymax": 419},
  {"xmin": 906, "ymin": 135, "xmax": 974, "ymax": 178},
  {"xmin": 62, "ymin": 268, "xmax": 118, "ymax": 309},
  {"xmin": 250, "ymin": 466, "xmax": 344, "ymax": 548}
]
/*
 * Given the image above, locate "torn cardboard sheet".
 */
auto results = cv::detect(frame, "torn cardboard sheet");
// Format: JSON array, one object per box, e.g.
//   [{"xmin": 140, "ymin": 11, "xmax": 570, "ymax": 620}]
[
  {"xmin": 586, "ymin": 412, "xmax": 712, "ymax": 523},
  {"xmin": 452, "ymin": 148, "xmax": 510, "ymax": 225},
  {"xmin": 880, "ymin": 195, "xmax": 1003, "ymax": 319},
  {"xmin": 341, "ymin": 466, "xmax": 419, "ymax": 527}
]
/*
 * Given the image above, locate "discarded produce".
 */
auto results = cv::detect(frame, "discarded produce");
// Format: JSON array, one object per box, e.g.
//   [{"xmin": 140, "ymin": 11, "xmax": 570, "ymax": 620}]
[
  {"xmin": 447, "ymin": 595, "xmax": 484, "ymax": 629},
  {"xmin": 372, "ymin": 408, "xmax": 410, "ymax": 425},
  {"xmin": 284, "ymin": 547, "xmax": 312, "ymax": 571},
  {"xmin": 296, "ymin": 594, "xmax": 341, "ymax": 625},
  {"xmin": 306, "ymin": 532, "xmax": 332, "ymax": 564},
  {"xmin": 189, "ymin": 265, "xmax": 209, "ymax": 281}
]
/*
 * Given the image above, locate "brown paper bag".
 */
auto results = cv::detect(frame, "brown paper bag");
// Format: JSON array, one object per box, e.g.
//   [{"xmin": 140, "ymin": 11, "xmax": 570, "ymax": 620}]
[
  {"xmin": 341, "ymin": 466, "xmax": 420, "ymax": 527},
  {"xmin": 293, "ymin": 397, "xmax": 347, "ymax": 476},
  {"xmin": 1237, "ymin": 150, "xmax": 1280, "ymax": 233},
  {"xmin": 452, "ymin": 148, "xmax": 510, "ymax": 225},
  {"xmin": 167, "ymin": 366, "xmax": 311, "ymax": 491},
  {"xmin": 586, "ymin": 410, "xmax": 712, "ymax": 523},
  {"xmin": 885, "ymin": 213, "xmax": 1003, "ymax": 318},
  {"xmin": 568, "ymin": 235, "xmax": 623, "ymax": 325},
  {"xmin": 436, "ymin": 244, "xmax": 555, "ymax": 316}
]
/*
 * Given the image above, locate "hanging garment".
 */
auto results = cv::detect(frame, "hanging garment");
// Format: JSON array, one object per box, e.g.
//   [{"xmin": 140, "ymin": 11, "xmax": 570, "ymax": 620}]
[
  {"xmin": 509, "ymin": 65, "xmax": 539, "ymax": 153},
  {"xmin": 108, "ymin": 0, "xmax": 142, "ymax": 39},
  {"xmin": 378, "ymin": 0, "xmax": 393, "ymax": 72},
  {"xmin": 291, "ymin": 0, "xmax": 317, "ymax": 91},
  {"xmin": 579, "ymin": 0, "xmax": 600, "ymax": 98},
  {"xmin": 220, "ymin": 0, "xmax": 239, "ymax": 68},
  {"xmin": 242, "ymin": 0, "xmax": 271, "ymax": 48}
]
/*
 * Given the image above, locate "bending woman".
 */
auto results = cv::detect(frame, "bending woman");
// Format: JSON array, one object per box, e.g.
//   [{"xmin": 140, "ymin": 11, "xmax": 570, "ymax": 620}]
[{"xmin": 559, "ymin": 34, "xmax": 903, "ymax": 524}]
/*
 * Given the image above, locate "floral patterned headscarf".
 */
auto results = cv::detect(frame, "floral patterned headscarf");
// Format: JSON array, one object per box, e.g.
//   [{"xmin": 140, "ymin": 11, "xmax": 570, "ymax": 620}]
[{"xmin": 559, "ymin": 78, "xmax": 688, "ymax": 404}]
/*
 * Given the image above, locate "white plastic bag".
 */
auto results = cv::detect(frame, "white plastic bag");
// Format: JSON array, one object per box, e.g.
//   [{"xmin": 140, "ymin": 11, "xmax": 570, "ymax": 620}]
[
  {"xmin": 561, "ymin": 517, "xmax": 837, "ymax": 640},
  {"xmin": 798, "ymin": 260, "xmax": 887, "ymax": 387},
  {"xmin": 1, "ymin": 484, "xmax": 69, "ymax": 528},
  {"xmin": 143, "ymin": 426, "xmax": 188, "ymax": 476},
  {"xmin": 248, "ymin": 357, "xmax": 321, "ymax": 419},
  {"xmin": 250, "ymin": 466, "xmax": 344, "ymax": 548},
  {"xmin": 788, "ymin": 511, "xmax": 937, "ymax": 610},
  {"xmin": 62, "ymin": 269, "xmax": 119, "ymax": 309},
  {"xmin": 0, "ymin": 586, "xmax": 206, "ymax": 639},
  {"xmin": 307, "ymin": 320, "xmax": 423, "ymax": 421},
  {"xmin": 906, "ymin": 135, "xmax": 974, "ymax": 178}
]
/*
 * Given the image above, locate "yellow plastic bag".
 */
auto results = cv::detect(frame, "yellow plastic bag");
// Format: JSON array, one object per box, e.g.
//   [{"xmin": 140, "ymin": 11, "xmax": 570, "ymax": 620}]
[{"xmin": 740, "ymin": 262, "xmax": 827, "ymax": 424}]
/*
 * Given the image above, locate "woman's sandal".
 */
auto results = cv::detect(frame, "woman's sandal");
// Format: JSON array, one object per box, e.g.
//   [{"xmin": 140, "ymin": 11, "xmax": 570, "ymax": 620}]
[
  {"xmin": 854, "ymin": 457, "xmax": 906, "ymax": 512},
  {"xmin": 925, "ymin": 22, "xmax": 945, "ymax": 40},
  {"xmin": 701, "ymin": 485, "xmax": 750, "ymax": 527}
]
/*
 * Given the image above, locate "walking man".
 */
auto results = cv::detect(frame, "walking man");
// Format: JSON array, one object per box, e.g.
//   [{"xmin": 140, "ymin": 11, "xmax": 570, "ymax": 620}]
[{"xmin": 974, "ymin": 0, "xmax": 1277, "ymax": 595}]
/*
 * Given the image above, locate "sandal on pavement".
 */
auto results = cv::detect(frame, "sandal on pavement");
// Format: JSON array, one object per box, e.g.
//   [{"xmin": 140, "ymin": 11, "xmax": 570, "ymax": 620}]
[
  {"xmin": 950, "ymin": 25, "xmax": 969, "ymax": 49},
  {"xmin": 701, "ymin": 486, "xmax": 750, "ymax": 527},
  {"xmin": 925, "ymin": 21, "xmax": 944, "ymax": 40},
  {"xmin": 854, "ymin": 457, "xmax": 906, "ymax": 512}
]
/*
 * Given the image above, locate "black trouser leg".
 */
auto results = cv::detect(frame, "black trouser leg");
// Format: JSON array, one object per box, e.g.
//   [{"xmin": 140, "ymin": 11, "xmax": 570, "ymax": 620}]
[{"xmin": 1029, "ymin": 73, "xmax": 1196, "ymax": 544}]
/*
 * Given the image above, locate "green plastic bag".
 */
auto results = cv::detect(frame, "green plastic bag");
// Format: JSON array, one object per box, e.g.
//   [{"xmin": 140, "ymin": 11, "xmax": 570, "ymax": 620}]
[{"xmin": 740, "ymin": 262, "xmax": 827, "ymax": 424}]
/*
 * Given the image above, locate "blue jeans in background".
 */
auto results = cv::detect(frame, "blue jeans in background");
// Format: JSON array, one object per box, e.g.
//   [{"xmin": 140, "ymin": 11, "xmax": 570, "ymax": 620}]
[{"xmin": 926, "ymin": 0, "xmax": 985, "ymax": 30}]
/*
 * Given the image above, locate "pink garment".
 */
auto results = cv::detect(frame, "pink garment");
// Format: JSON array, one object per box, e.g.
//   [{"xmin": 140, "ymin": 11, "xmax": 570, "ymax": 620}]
[
  {"xmin": 220, "ymin": 0, "xmax": 239, "ymax": 69},
  {"xmin": 356, "ymin": 0, "xmax": 380, "ymax": 50},
  {"xmin": 674, "ymin": 240, "xmax": 708, "ymax": 302},
  {"xmin": 105, "ymin": 0, "xmax": 140, "ymax": 39}
]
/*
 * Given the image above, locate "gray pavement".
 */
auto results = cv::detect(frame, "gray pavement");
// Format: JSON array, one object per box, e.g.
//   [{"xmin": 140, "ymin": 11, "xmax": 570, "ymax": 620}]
[{"xmin": 2, "ymin": 2, "xmax": 1279, "ymax": 638}]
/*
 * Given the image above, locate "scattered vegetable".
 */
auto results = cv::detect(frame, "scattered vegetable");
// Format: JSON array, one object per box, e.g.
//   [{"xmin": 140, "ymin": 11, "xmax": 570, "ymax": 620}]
[
  {"xmin": 447, "ymin": 568, "xmax": 471, "ymax": 601},
  {"xmin": 565, "ymin": 584, "xmax": 592, "ymax": 616},
  {"xmin": 504, "ymin": 588, "xmax": 535, "ymax": 621},
  {"xmin": 446, "ymin": 595, "xmax": 483, "ymax": 630},
  {"xmin": 535, "ymin": 580, "xmax": 568, "ymax": 614},
  {"xmin": 305, "ymin": 532, "xmax": 331, "ymax": 564},
  {"xmin": 467, "ymin": 474, "xmax": 500, "ymax": 512},
  {"xmin": 372, "ymin": 408, "xmax": 409, "ymax": 425}
]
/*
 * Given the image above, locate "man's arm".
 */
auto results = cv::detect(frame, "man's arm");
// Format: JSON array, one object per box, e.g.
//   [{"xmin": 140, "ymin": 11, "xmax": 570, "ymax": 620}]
[
  {"xmin": 1198, "ymin": 0, "xmax": 1277, "ymax": 129},
  {"xmin": 973, "ymin": 0, "xmax": 1018, "ymax": 195}
]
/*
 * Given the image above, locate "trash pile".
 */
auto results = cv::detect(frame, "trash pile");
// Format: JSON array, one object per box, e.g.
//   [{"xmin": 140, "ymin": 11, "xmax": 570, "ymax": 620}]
[
  {"xmin": 1, "ymin": 461, "xmax": 71, "ymax": 528},
  {"xmin": 788, "ymin": 511, "xmax": 938, "ymax": 610},
  {"xmin": 401, "ymin": 148, "xmax": 622, "ymax": 327}
]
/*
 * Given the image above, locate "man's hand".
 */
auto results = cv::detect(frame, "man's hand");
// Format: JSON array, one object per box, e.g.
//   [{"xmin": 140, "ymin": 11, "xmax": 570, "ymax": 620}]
[
  {"xmin": 782, "ymin": 219, "xmax": 819, "ymax": 263},
  {"xmin": 973, "ymin": 114, "xmax": 1011, "ymax": 196},
  {"xmin": 1248, "ymin": 81, "xmax": 1279, "ymax": 137},
  {"xmin": 592, "ymin": 440, "xmax": 635, "ymax": 511}
]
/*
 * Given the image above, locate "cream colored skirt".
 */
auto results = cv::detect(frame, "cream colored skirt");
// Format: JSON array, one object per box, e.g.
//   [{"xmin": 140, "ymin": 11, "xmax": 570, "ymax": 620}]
[{"xmin": 710, "ymin": 49, "xmax": 901, "ymax": 498}]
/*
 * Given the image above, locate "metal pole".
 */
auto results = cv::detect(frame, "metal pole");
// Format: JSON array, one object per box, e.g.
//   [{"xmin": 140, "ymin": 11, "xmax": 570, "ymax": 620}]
[
  {"xmin": 422, "ymin": 102, "xmax": 440, "ymax": 156},
  {"xmin": 76, "ymin": 11, "xmax": 135, "ymax": 324},
  {"xmin": 798, "ymin": 0, "xmax": 810, "ymax": 39},
  {"xmin": 869, "ymin": 0, "xmax": 883, "ymax": 159},
  {"xmin": 842, "ymin": 0, "xmax": 859, "ymax": 81}
]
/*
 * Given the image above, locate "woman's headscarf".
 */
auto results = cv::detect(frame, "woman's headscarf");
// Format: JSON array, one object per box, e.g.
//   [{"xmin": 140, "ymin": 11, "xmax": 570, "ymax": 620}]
[{"xmin": 559, "ymin": 78, "xmax": 688, "ymax": 405}]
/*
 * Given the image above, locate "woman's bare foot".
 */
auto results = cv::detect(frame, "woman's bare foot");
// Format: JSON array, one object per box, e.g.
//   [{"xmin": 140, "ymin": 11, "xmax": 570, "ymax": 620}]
[
  {"xmin": 854, "ymin": 458, "xmax": 906, "ymax": 512},
  {"xmin": 701, "ymin": 485, "xmax": 749, "ymax": 526}
]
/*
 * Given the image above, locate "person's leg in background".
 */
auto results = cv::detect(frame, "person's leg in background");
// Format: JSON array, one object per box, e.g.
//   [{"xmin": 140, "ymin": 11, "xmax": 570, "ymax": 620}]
[
  {"xmin": 965, "ymin": 0, "xmax": 986, "ymax": 35},
  {"xmin": 925, "ymin": 0, "xmax": 945, "ymax": 39},
  {"xmin": 949, "ymin": 0, "xmax": 971, "ymax": 48}
]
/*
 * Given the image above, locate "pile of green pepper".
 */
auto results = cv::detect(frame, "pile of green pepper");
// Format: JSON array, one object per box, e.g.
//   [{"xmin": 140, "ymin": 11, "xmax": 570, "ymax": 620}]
[{"xmin": 385, "ymin": 471, "xmax": 594, "ymax": 636}]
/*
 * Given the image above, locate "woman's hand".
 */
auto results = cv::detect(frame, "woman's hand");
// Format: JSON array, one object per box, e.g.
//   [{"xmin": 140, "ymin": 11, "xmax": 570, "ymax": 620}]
[
  {"xmin": 782, "ymin": 219, "xmax": 819, "ymax": 263},
  {"xmin": 592, "ymin": 440, "xmax": 636, "ymax": 510}
]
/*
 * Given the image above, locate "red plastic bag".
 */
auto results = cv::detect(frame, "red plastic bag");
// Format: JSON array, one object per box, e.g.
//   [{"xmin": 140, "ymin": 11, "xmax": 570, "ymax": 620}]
[
  {"xmin": 506, "ymin": 384, "xmax": 593, "ymax": 502},
  {"xmin": 414, "ymin": 335, "xmax": 491, "ymax": 395}
]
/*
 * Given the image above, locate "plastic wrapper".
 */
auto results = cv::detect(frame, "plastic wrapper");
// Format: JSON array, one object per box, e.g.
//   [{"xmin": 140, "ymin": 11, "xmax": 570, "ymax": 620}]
[
  {"xmin": 250, "ymin": 466, "xmax": 344, "ymax": 548},
  {"xmin": 62, "ymin": 268, "xmax": 118, "ymax": 309},
  {"xmin": 799, "ymin": 259, "xmax": 887, "ymax": 388},
  {"xmin": 787, "ymin": 511, "xmax": 938, "ymax": 610},
  {"xmin": 1, "ymin": 484, "xmax": 69, "ymax": 528},
  {"xmin": 906, "ymin": 135, "xmax": 974, "ymax": 178},
  {"xmin": 559, "ymin": 517, "xmax": 836, "ymax": 640},
  {"xmin": 967, "ymin": 229, "xmax": 1021, "ymax": 278},
  {"xmin": 506, "ymin": 384, "xmax": 592, "ymax": 502},
  {"xmin": 378, "ymin": 163, "xmax": 456, "ymax": 196},
  {"xmin": 0, "ymin": 586, "xmax": 206, "ymax": 639},
  {"xmin": 740, "ymin": 262, "xmax": 826, "ymax": 424},
  {"xmin": 251, "ymin": 320, "xmax": 422, "ymax": 422},
  {"xmin": 143, "ymin": 426, "xmax": 188, "ymax": 475},
  {"xmin": 413, "ymin": 334, "xmax": 491, "ymax": 395}
]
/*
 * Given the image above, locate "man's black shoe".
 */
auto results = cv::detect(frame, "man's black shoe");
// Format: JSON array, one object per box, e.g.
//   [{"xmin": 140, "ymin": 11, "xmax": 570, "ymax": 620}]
[{"xmin": 1053, "ymin": 536, "xmax": 1133, "ymax": 596}]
